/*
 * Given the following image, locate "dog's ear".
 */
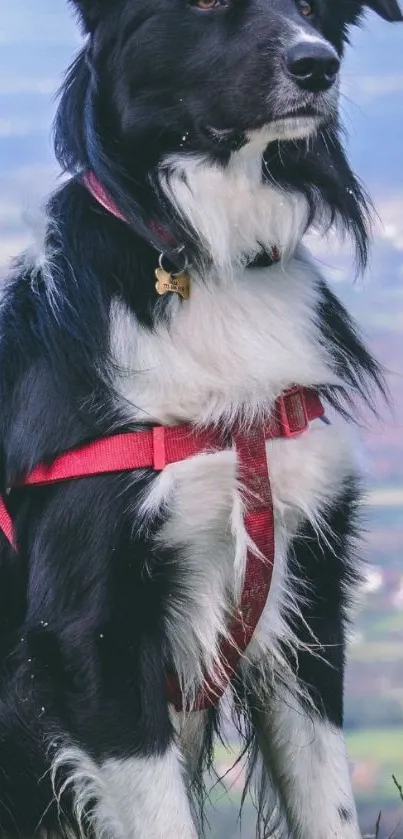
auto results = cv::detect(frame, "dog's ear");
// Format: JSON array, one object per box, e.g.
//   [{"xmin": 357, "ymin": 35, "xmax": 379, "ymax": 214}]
[
  {"xmin": 364, "ymin": 0, "xmax": 403, "ymax": 20},
  {"xmin": 68, "ymin": 0, "xmax": 107, "ymax": 31}
]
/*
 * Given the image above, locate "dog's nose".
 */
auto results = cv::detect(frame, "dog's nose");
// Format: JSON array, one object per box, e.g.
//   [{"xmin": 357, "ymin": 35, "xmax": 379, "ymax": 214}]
[{"xmin": 285, "ymin": 42, "xmax": 340, "ymax": 93}]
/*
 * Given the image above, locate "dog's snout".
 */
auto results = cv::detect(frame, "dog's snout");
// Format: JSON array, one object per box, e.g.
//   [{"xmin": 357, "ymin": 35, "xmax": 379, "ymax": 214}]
[{"xmin": 285, "ymin": 41, "xmax": 340, "ymax": 93}]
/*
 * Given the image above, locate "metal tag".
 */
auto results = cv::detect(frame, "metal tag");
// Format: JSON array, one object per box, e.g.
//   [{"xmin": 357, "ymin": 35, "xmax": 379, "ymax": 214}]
[{"xmin": 155, "ymin": 267, "xmax": 190, "ymax": 300}]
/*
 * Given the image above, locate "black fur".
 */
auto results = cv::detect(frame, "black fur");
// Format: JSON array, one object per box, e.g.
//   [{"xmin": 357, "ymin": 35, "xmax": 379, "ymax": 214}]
[
  {"xmin": 280, "ymin": 478, "xmax": 363, "ymax": 727},
  {"xmin": 316, "ymin": 280, "xmax": 388, "ymax": 416},
  {"xmin": 339, "ymin": 807, "xmax": 354, "ymax": 824},
  {"xmin": 0, "ymin": 0, "xmax": 401, "ymax": 836}
]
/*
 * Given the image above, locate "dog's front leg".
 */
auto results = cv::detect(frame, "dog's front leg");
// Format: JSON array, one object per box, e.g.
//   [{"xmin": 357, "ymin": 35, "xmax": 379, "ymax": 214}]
[
  {"xmin": 245, "ymin": 491, "xmax": 363, "ymax": 839},
  {"xmin": 251, "ymin": 687, "xmax": 361, "ymax": 839},
  {"xmin": 53, "ymin": 740, "xmax": 199, "ymax": 839},
  {"xmin": 98, "ymin": 745, "xmax": 199, "ymax": 839}
]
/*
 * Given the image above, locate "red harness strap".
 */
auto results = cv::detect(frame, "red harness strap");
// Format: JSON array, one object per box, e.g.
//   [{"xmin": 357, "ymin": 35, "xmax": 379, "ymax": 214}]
[{"xmin": 0, "ymin": 386, "xmax": 323, "ymax": 710}]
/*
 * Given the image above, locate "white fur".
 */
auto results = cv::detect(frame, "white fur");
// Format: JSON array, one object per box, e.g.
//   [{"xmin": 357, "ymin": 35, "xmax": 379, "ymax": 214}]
[
  {"xmin": 110, "ymin": 254, "xmax": 339, "ymax": 428},
  {"xmin": 256, "ymin": 694, "xmax": 361, "ymax": 839},
  {"xmin": 160, "ymin": 137, "xmax": 311, "ymax": 273},
  {"xmin": 144, "ymin": 449, "xmax": 243, "ymax": 701},
  {"xmin": 52, "ymin": 745, "xmax": 197, "ymax": 839},
  {"xmin": 10, "ymin": 207, "xmax": 64, "ymax": 319}
]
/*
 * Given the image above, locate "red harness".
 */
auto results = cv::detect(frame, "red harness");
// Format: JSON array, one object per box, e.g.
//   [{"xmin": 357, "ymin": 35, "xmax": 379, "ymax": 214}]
[
  {"xmin": 0, "ymin": 386, "xmax": 323, "ymax": 710},
  {"xmin": 0, "ymin": 175, "xmax": 324, "ymax": 708}
]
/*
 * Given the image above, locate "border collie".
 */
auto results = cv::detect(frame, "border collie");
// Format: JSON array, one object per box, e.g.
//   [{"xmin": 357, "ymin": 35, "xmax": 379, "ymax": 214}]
[{"xmin": 0, "ymin": 1, "xmax": 401, "ymax": 837}]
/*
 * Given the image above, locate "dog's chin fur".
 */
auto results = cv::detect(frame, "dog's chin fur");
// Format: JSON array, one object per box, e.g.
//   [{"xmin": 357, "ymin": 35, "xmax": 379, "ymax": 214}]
[
  {"xmin": 159, "ymin": 148, "xmax": 310, "ymax": 275},
  {"xmin": 251, "ymin": 115, "xmax": 324, "ymax": 141},
  {"xmin": 0, "ymin": 0, "xmax": 399, "ymax": 837}
]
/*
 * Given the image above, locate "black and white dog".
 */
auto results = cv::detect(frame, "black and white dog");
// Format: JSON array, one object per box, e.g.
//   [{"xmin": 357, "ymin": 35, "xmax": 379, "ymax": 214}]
[{"xmin": 0, "ymin": 1, "xmax": 401, "ymax": 837}]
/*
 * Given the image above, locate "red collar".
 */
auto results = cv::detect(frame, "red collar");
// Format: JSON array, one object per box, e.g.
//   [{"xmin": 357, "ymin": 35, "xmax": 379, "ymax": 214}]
[
  {"xmin": 83, "ymin": 171, "xmax": 130, "ymax": 226},
  {"xmin": 0, "ymin": 387, "xmax": 323, "ymax": 710},
  {"xmin": 83, "ymin": 171, "xmax": 178, "ymax": 248}
]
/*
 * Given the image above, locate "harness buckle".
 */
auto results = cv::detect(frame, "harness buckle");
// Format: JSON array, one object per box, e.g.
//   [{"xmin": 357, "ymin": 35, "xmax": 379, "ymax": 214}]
[
  {"xmin": 277, "ymin": 387, "xmax": 309, "ymax": 438},
  {"xmin": 153, "ymin": 426, "xmax": 166, "ymax": 471}
]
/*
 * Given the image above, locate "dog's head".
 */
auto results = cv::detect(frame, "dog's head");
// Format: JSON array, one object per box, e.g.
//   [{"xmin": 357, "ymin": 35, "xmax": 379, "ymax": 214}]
[
  {"xmin": 69, "ymin": 0, "xmax": 402, "ymax": 155},
  {"xmin": 60, "ymin": 0, "xmax": 402, "ymax": 269}
]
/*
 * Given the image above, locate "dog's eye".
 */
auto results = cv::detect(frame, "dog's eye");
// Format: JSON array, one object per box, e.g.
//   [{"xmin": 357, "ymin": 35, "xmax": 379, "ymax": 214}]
[
  {"xmin": 190, "ymin": 0, "xmax": 226, "ymax": 9},
  {"xmin": 298, "ymin": 1, "xmax": 314, "ymax": 15}
]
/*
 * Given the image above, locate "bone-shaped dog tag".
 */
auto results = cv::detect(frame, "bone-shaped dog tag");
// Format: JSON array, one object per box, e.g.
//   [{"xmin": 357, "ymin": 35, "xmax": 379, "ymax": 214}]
[{"xmin": 155, "ymin": 267, "xmax": 190, "ymax": 300}]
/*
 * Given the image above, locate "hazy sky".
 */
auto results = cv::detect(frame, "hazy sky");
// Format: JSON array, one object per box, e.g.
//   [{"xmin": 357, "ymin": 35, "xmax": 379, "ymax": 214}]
[{"xmin": 1, "ymin": 0, "xmax": 403, "ymax": 302}]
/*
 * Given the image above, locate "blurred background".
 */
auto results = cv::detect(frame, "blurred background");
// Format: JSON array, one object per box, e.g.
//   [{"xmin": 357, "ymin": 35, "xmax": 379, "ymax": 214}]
[{"xmin": 0, "ymin": 2, "xmax": 402, "ymax": 836}]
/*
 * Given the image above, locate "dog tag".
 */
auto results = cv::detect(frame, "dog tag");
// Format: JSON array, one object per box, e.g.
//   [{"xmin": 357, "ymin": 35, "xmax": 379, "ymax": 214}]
[{"xmin": 155, "ymin": 267, "xmax": 190, "ymax": 300}]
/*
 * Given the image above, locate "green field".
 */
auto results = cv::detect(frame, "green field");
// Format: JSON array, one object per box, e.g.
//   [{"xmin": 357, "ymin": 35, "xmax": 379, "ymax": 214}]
[{"xmin": 347, "ymin": 726, "xmax": 403, "ymax": 805}]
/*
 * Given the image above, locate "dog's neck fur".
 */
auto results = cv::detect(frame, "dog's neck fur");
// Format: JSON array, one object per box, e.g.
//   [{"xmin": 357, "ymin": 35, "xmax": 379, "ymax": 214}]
[
  {"xmin": 111, "ymin": 133, "xmax": 339, "ymax": 429},
  {"xmin": 159, "ymin": 133, "xmax": 310, "ymax": 276}
]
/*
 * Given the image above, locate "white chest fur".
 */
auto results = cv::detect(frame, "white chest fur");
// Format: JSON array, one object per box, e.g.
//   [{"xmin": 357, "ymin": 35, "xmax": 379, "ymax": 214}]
[
  {"xmin": 110, "ymin": 254, "xmax": 355, "ymax": 699},
  {"xmin": 110, "ymin": 140, "xmax": 358, "ymax": 698},
  {"xmin": 111, "ymin": 253, "xmax": 339, "ymax": 426}
]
